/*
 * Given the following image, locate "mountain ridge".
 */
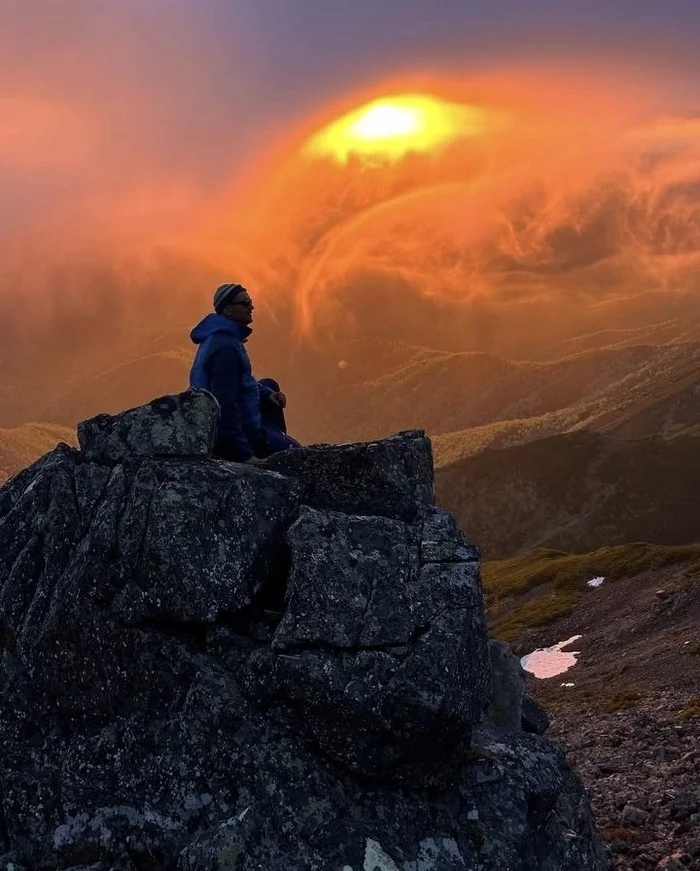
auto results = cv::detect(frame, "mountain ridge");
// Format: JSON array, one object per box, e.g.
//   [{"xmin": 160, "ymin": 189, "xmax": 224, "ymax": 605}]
[{"xmin": 436, "ymin": 429, "xmax": 700, "ymax": 559}]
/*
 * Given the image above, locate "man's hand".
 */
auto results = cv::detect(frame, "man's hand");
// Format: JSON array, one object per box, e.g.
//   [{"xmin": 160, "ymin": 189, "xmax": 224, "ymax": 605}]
[{"xmin": 268, "ymin": 391, "xmax": 287, "ymax": 409}]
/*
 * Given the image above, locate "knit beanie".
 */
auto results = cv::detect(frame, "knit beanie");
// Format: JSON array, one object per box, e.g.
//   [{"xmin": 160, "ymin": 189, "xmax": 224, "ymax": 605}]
[{"xmin": 213, "ymin": 283, "xmax": 246, "ymax": 313}]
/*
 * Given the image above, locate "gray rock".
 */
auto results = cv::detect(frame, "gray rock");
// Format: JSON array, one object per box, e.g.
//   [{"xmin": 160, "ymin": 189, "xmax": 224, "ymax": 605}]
[
  {"xmin": 261, "ymin": 430, "xmax": 434, "ymax": 521},
  {"xmin": 273, "ymin": 508, "xmax": 422, "ymax": 650},
  {"xmin": 0, "ymin": 393, "xmax": 610, "ymax": 870},
  {"xmin": 63, "ymin": 865, "xmax": 134, "ymax": 871},
  {"xmin": 77, "ymin": 389, "xmax": 219, "ymax": 463},
  {"xmin": 420, "ymin": 507, "xmax": 480, "ymax": 563},
  {"xmin": 466, "ymin": 723, "xmax": 612, "ymax": 871},
  {"xmin": 522, "ymin": 695, "xmax": 551, "ymax": 735},
  {"xmin": 112, "ymin": 461, "xmax": 300, "ymax": 624},
  {"xmin": 486, "ymin": 639, "xmax": 525, "ymax": 732},
  {"xmin": 0, "ymin": 447, "xmax": 299, "ymax": 715},
  {"xmin": 622, "ymin": 803, "xmax": 651, "ymax": 826},
  {"xmin": 656, "ymin": 855, "xmax": 689, "ymax": 871},
  {"xmin": 242, "ymin": 506, "xmax": 490, "ymax": 783},
  {"xmin": 179, "ymin": 723, "xmax": 611, "ymax": 871},
  {"xmin": 0, "ymin": 857, "xmax": 28, "ymax": 871}
]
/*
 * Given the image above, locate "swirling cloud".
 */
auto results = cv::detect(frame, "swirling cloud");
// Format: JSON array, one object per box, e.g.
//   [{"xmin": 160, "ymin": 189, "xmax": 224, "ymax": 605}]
[{"xmin": 223, "ymin": 70, "xmax": 700, "ymax": 347}]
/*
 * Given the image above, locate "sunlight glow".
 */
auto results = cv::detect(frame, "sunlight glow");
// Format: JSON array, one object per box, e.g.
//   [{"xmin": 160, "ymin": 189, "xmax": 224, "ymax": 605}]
[{"xmin": 305, "ymin": 94, "xmax": 485, "ymax": 163}]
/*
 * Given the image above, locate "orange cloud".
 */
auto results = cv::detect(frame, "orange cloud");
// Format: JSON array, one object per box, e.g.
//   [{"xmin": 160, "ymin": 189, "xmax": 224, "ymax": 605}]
[
  {"xmin": 4, "ymin": 54, "xmax": 700, "ymax": 368},
  {"xmin": 214, "ymin": 68, "xmax": 700, "ymax": 341}
]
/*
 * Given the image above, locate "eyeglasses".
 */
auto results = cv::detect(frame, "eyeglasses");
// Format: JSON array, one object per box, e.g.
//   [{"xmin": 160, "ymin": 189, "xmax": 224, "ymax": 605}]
[{"xmin": 231, "ymin": 298, "xmax": 253, "ymax": 309}]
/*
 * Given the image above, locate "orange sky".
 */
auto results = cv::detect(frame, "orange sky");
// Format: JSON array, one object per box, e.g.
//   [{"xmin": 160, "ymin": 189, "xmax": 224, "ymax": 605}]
[
  {"xmin": 2, "ymin": 4, "xmax": 700, "ymax": 353},
  {"xmin": 201, "ymin": 68, "xmax": 700, "ymax": 338}
]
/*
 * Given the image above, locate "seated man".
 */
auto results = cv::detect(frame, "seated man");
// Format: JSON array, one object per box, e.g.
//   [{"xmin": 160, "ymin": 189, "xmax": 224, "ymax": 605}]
[{"xmin": 189, "ymin": 282, "xmax": 300, "ymax": 462}]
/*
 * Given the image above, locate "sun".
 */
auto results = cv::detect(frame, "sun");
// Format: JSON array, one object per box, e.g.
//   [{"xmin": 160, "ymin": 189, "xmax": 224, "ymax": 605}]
[
  {"xmin": 305, "ymin": 94, "xmax": 486, "ymax": 163},
  {"xmin": 352, "ymin": 103, "xmax": 422, "ymax": 140}
]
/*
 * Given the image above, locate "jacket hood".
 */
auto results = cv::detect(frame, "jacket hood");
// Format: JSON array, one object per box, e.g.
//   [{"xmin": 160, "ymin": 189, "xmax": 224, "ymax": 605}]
[{"xmin": 190, "ymin": 313, "xmax": 251, "ymax": 345}]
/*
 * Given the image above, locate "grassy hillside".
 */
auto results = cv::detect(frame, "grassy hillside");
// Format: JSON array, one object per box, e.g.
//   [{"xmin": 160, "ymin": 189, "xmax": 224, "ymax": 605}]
[
  {"xmin": 598, "ymin": 362, "xmax": 700, "ymax": 440},
  {"xmin": 430, "ymin": 343, "xmax": 700, "ymax": 465},
  {"xmin": 5, "ymin": 309, "xmax": 700, "ymax": 457},
  {"xmin": 308, "ymin": 343, "xmax": 673, "ymax": 444},
  {"xmin": 483, "ymin": 542, "xmax": 700, "ymax": 643}
]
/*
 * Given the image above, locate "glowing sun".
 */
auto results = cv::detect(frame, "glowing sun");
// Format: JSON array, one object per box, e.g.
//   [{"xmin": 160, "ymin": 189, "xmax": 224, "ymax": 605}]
[{"xmin": 305, "ymin": 94, "xmax": 486, "ymax": 162}]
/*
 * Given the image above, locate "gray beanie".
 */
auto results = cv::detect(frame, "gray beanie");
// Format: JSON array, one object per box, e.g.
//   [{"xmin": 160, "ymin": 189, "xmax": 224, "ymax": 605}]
[{"xmin": 213, "ymin": 283, "xmax": 246, "ymax": 313}]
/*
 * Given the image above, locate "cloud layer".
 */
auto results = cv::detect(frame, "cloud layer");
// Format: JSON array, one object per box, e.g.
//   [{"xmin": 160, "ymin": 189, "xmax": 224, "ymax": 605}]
[
  {"xmin": 222, "ymin": 68, "xmax": 700, "ymax": 353},
  {"xmin": 3, "ymin": 2, "xmax": 700, "ymax": 368}
]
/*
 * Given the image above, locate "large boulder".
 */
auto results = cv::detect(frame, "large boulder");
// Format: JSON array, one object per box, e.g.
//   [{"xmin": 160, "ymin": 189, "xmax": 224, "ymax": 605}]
[
  {"xmin": 178, "ymin": 723, "xmax": 609, "ymax": 871},
  {"xmin": 244, "ymin": 506, "xmax": 489, "ymax": 782},
  {"xmin": 0, "ymin": 394, "xmax": 610, "ymax": 870},
  {"xmin": 522, "ymin": 694, "xmax": 551, "ymax": 735},
  {"xmin": 77, "ymin": 389, "xmax": 218, "ymax": 463},
  {"xmin": 261, "ymin": 430, "xmax": 434, "ymax": 521},
  {"xmin": 0, "ymin": 443, "xmax": 299, "ymax": 716}
]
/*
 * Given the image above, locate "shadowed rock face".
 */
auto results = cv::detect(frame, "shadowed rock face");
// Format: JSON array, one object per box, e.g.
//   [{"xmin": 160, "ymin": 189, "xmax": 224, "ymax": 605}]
[
  {"xmin": 263, "ymin": 430, "xmax": 434, "ymax": 522},
  {"xmin": 0, "ymin": 391, "xmax": 610, "ymax": 870},
  {"xmin": 486, "ymin": 640, "xmax": 526, "ymax": 732},
  {"xmin": 245, "ymin": 506, "xmax": 489, "ymax": 782}
]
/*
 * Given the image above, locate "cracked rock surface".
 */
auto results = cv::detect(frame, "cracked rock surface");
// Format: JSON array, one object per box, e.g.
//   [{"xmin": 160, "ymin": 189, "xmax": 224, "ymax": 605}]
[{"xmin": 0, "ymin": 391, "xmax": 610, "ymax": 870}]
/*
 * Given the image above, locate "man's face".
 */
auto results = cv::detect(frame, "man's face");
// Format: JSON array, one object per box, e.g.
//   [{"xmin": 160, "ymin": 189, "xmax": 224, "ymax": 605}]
[{"xmin": 223, "ymin": 291, "xmax": 254, "ymax": 326}]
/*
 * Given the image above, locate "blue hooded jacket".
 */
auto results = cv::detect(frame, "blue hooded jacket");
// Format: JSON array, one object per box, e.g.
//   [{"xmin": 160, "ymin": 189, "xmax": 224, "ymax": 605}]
[{"xmin": 189, "ymin": 314, "xmax": 272, "ymax": 461}]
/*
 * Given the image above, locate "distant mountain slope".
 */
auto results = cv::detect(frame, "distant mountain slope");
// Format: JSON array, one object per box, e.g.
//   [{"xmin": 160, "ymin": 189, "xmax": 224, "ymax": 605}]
[
  {"xmin": 540, "ymin": 319, "xmax": 693, "ymax": 359},
  {"xmin": 0, "ymin": 423, "xmax": 76, "ymax": 482},
  {"xmin": 5, "ymin": 319, "xmax": 700, "ymax": 514},
  {"xmin": 598, "ymin": 363, "xmax": 700, "ymax": 439},
  {"xmin": 5, "ymin": 307, "xmax": 700, "ymax": 453},
  {"xmin": 306, "ymin": 342, "xmax": 681, "ymax": 445},
  {"xmin": 40, "ymin": 352, "xmax": 192, "ymax": 426},
  {"xmin": 436, "ymin": 430, "xmax": 700, "ymax": 559},
  {"xmin": 431, "ymin": 342, "xmax": 700, "ymax": 465}
]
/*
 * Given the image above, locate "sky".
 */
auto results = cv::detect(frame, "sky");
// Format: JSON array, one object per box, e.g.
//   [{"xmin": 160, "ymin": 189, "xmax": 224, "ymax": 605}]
[
  {"xmin": 4, "ymin": 1, "xmax": 700, "ymax": 203},
  {"xmin": 2, "ymin": 0, "xmax": 700, "ymax": 347}
]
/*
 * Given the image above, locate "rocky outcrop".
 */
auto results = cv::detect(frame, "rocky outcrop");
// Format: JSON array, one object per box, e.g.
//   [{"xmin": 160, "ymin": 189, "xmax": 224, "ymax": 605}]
[
  {"xmin": 246, "ymin": 506, "xmax": 488, "ymax": 783},
  {"xmin": 77, "ymin": 390, "xmax": 219, "ymax": 463},
  {"xmin": 522, "ymin": 694, "xmax": 551, "ymax": 735},
  {"xmin": 486, "ymin": 639, "xmax": 525, "ymax": 732},
  {"xmin": 262, "ymin": 432, "xmax": 434, "ymax": 522},
  {"xmin": 0, "ymin": 390, "xmax": 611, "ymax": 870}
]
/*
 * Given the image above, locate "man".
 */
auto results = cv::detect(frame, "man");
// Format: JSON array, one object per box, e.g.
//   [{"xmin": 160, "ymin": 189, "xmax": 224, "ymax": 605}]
[{"xmin": 189, "ymin": 282, "xmax": 300, "ymax": 462}]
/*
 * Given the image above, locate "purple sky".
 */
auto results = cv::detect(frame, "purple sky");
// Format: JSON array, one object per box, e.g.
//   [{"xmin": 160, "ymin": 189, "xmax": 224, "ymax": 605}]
[
  {"xmin": 221, "ymin": 0, "xmax": 700, "ymax": 116},
  {"xmin": 5, "ymin": 1, "xmax": 700, "ymax": 155}
]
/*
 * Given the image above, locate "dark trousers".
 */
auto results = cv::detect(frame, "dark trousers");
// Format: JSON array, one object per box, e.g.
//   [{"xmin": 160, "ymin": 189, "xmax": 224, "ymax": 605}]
[{"xmin": 256, "ymin": 378, "xmax": 300, "ymax": 458}]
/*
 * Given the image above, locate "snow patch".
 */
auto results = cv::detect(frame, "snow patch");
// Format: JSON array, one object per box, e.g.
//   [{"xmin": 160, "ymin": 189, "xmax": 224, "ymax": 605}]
[
  {"xmin": 521, "ymin": 635, "xmax": 582, "ymax": 679},
  {"xmin": 587, "ymin": 576, "xmax": 605, "ymax": 588}
]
